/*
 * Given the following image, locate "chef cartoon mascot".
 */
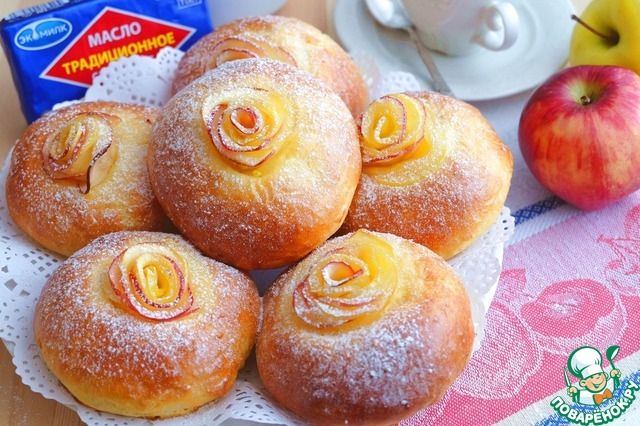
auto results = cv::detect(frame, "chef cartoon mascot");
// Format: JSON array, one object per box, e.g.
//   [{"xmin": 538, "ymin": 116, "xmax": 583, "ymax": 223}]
[{"xmin": 566, "ymin": 346, "xmax": 621, "ymax": 406}]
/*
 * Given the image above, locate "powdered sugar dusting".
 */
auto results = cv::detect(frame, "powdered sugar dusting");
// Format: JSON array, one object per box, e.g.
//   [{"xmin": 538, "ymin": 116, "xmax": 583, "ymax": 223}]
[
  {"xmin": 342, "ymin": 92, "xmax": 512, "ymax": 259},
  {"xmin": 6, "ymin": 102, "xmax": 165, "ymax": 256},
  {"xmin": 258, "ymin": 231, "xmax": 474, "ymax": 424},
  {"xmin": 150, "ymin": 59, "xmax": 361, "ymax": 269},
  {"xmin": 34, "ymin": 231, "xmax": 260, "ymax": 417}
]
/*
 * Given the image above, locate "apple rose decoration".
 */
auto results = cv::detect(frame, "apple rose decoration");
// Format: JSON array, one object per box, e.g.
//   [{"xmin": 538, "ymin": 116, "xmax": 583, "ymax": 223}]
[
  {"xmin": 293, "ymin": 231, "xmax": 397, "ymax": 329},
  {"xmin": 202, "ymin": 87, "xmax": 293, "ymax": 171},
  {"xmin": 41, "ymin": 112, "xmax": 118, "ymax": 193},
  {"xmin": 34, "ymin": 231, "xmax": 261, "ymax": 418},
  {"xmin": 108, "ymin": 242, "xmax": 196, "ymax": 321},
  {"xmin": 341, "ymin": 91, "xmax": 513, "ymax": 260},
  {"xmin": 257, "ymin": 229, "xmax": 474, "ymax": 425},
  {"xmin": 208, "ymin": 36, "xmax": 297, "ymax": 68},
  {"xmin": 359, "ymin": 93, "xmax": 448, "ymax": 186}
]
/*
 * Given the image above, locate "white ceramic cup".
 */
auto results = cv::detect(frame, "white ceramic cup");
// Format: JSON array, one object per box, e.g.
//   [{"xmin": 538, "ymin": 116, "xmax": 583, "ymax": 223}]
[
  {"xmin": 207, "ymin": 0, "xmax": 288, "ymax": 27},
  {"xmin": 400, "ymin": 0, "xmax": 520, "ymax": 56}
]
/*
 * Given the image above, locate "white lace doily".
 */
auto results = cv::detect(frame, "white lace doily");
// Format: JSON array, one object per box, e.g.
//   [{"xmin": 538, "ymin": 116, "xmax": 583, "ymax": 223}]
[{"xmin": 1, "ymin": 47, "xmax": 514, "ymax": 426}]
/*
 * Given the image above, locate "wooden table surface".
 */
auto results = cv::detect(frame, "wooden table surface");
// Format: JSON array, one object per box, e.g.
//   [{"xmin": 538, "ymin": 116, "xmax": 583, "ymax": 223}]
[{"xmin": 0, "ymin": 0, "xmax": 588, "ymax": 424}]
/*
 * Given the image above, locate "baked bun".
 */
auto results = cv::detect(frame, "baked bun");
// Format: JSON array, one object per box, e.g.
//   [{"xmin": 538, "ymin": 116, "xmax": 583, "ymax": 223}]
[
  {"xmin": 6, "ymin": 101, "xmax": 166, "ymax": 256},
  {"xmin": 172, "ymin": 15, "xmax": 368, "ymax": 117},
  {"xmin": 149, "ymin": 59, "xmax": 361, "ymax": 270},
  {"xmin": 257, "ymin": 229, "xmax": 474, "ymax": 425},
  {"xmin": 33, "ymin": 231, "xmax": 260, "ymax": 419},
  {"xmin": 340, "ymin": 92, "xmax": 513, "ymax": 259}
]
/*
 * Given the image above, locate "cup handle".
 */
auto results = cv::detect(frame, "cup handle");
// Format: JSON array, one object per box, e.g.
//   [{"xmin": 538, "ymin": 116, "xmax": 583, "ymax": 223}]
[{"xmin": 475, "ymin": 2, "xmax": 519, "ymax": 51}]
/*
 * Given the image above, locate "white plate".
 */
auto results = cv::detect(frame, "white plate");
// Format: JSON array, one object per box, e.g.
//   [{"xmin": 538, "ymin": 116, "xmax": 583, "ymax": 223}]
[{"xmin": 334, "ymin": 0, "xmax": 575, "ymax": 101}]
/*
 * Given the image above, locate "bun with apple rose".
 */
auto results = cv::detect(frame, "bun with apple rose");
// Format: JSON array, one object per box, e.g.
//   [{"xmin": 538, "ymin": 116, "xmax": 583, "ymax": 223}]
[
  {"xmin": 171, "ymin": 15, "xmax": 368, "ymax": 117},
  {"xmin": 257, "ymin": 229, "xmax": 474, "ymax": 425},
  {"xmin": 149, "ymin": 58, "xmax": 361, "ymax": 270},
  {"xmin": 33, "ymin": 231, "xmax": 260, "ymax": 419},
  {"xmin": 340, "ymin": 91, "xmax": 513, "ymax": 259},
  {"xmin": 5, "ymin": 101, "xmax": 166, "ymax": 257}
]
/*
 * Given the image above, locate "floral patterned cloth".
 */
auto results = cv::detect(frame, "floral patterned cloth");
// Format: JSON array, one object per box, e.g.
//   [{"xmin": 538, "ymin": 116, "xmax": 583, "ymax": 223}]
[{"xmin": 403, "ymin": 93, "xmax": 640, "ymax": 425}]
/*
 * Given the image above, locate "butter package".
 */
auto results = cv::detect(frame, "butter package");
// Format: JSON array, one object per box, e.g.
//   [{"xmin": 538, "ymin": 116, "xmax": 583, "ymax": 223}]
[{"xmin": 1, "ymin": 0, "xmax": 212, "ymax": 123}]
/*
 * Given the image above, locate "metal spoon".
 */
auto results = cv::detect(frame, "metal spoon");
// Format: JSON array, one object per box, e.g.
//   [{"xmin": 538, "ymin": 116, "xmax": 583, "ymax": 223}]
[{"xmin": 364, "ymin": 0, "xmax": 454, "ymax": 97}]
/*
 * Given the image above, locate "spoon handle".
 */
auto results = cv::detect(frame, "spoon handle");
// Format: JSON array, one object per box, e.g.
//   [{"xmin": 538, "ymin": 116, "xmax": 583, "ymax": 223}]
[{"xmin": 407, "ymin": 26, "xmax": 455, "ymax": 97}]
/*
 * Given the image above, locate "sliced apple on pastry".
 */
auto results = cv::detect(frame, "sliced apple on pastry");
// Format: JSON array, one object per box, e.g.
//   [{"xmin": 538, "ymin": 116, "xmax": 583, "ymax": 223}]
[
  {"xmin": 41, "ymin": 112, "xmax": 119, "ymax": 193},
  {"xmin": 293, "ymin": 230, "xmax": 397, "ymax": 329},
  {"xmin": 108, "ymin": 242, "xmax": 197, "ymax": 321}
]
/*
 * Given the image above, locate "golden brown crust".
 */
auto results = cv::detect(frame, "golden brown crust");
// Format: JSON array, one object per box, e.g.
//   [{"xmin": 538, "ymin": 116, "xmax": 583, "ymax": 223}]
[
  {"xmin": 172, "ymin": 15, "xmax": 368, "ymax": 117},
  {"xmin": 149, "ymin": 59, "xmax": 362, "ymax": 270},
  {"xmin": 256, "ymin": 230, "xmax": 474, "ymax": 425},
  {"xmin": 33, "ymin": 231, "xmax": 261, "ymax": 419},
  {"xmin": 6, "ymin": 101, "xmax": 166, "ymax": 257},
  {"xmin": 340, "ymin": 92, "xmax": 513, "ymax": 259}
]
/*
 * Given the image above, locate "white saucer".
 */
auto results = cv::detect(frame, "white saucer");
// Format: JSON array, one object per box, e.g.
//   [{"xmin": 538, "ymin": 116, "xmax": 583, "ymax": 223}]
[{"xmin": 334, "ymin": 0, "xmax": 575, "ymax": 101}]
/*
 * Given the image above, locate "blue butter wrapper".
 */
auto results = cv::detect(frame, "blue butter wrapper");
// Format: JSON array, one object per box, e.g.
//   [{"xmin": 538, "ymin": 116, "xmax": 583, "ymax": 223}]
[{"xmin": 1, "ymin": 0, "xmax": 212, "ymax": 123}]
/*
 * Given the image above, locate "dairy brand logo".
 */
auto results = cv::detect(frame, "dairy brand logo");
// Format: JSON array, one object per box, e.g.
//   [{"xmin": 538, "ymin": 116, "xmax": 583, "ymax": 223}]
[
  {"xmin": 550, "ymin": 345, "xmax": 638, "ymax": 425},
  {"xmin": 41, "ymin": 7, "xmax": 195, "ymax": 87},
  {"xmin": 14, "ymin": 18, "xmax": 72, "ymax": 51}
]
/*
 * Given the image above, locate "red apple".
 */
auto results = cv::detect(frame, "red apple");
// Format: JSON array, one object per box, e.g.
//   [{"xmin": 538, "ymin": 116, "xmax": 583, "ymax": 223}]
[{"xmin": 518, "ymin": 65, "xmax": 640, "ymax": 210}]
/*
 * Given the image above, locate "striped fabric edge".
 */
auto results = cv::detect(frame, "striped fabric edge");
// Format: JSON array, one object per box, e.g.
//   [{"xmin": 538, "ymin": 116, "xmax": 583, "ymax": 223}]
[{"xmin": 507, "ymin": 197, "xmax": 581, "ymax": 246}]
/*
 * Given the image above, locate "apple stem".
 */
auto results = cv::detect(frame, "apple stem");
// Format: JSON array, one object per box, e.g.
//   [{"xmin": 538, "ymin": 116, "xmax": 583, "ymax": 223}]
[
  {"xmin": 580, "ymin": 95, "xmax": 592, "ymax": 106},
  {"xmin": 571, "ymin": 15, "xmax": 619, "ymax": 45}
]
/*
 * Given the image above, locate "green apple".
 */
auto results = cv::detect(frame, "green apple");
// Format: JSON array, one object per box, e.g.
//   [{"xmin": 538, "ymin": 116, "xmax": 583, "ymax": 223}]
[{"xmin": 569, "ymin": 0, "xmax": 640, "ymax": 74}]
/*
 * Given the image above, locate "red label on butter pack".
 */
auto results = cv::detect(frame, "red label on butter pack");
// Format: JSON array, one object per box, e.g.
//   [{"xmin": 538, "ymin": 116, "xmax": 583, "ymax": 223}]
[
  {"xmin": 1, "ymin": 0, "xmax": 213, "ymax": 123},
  {"xmin": 42, "ymin": 7, "xmax": 194, "ymax": 87}
]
